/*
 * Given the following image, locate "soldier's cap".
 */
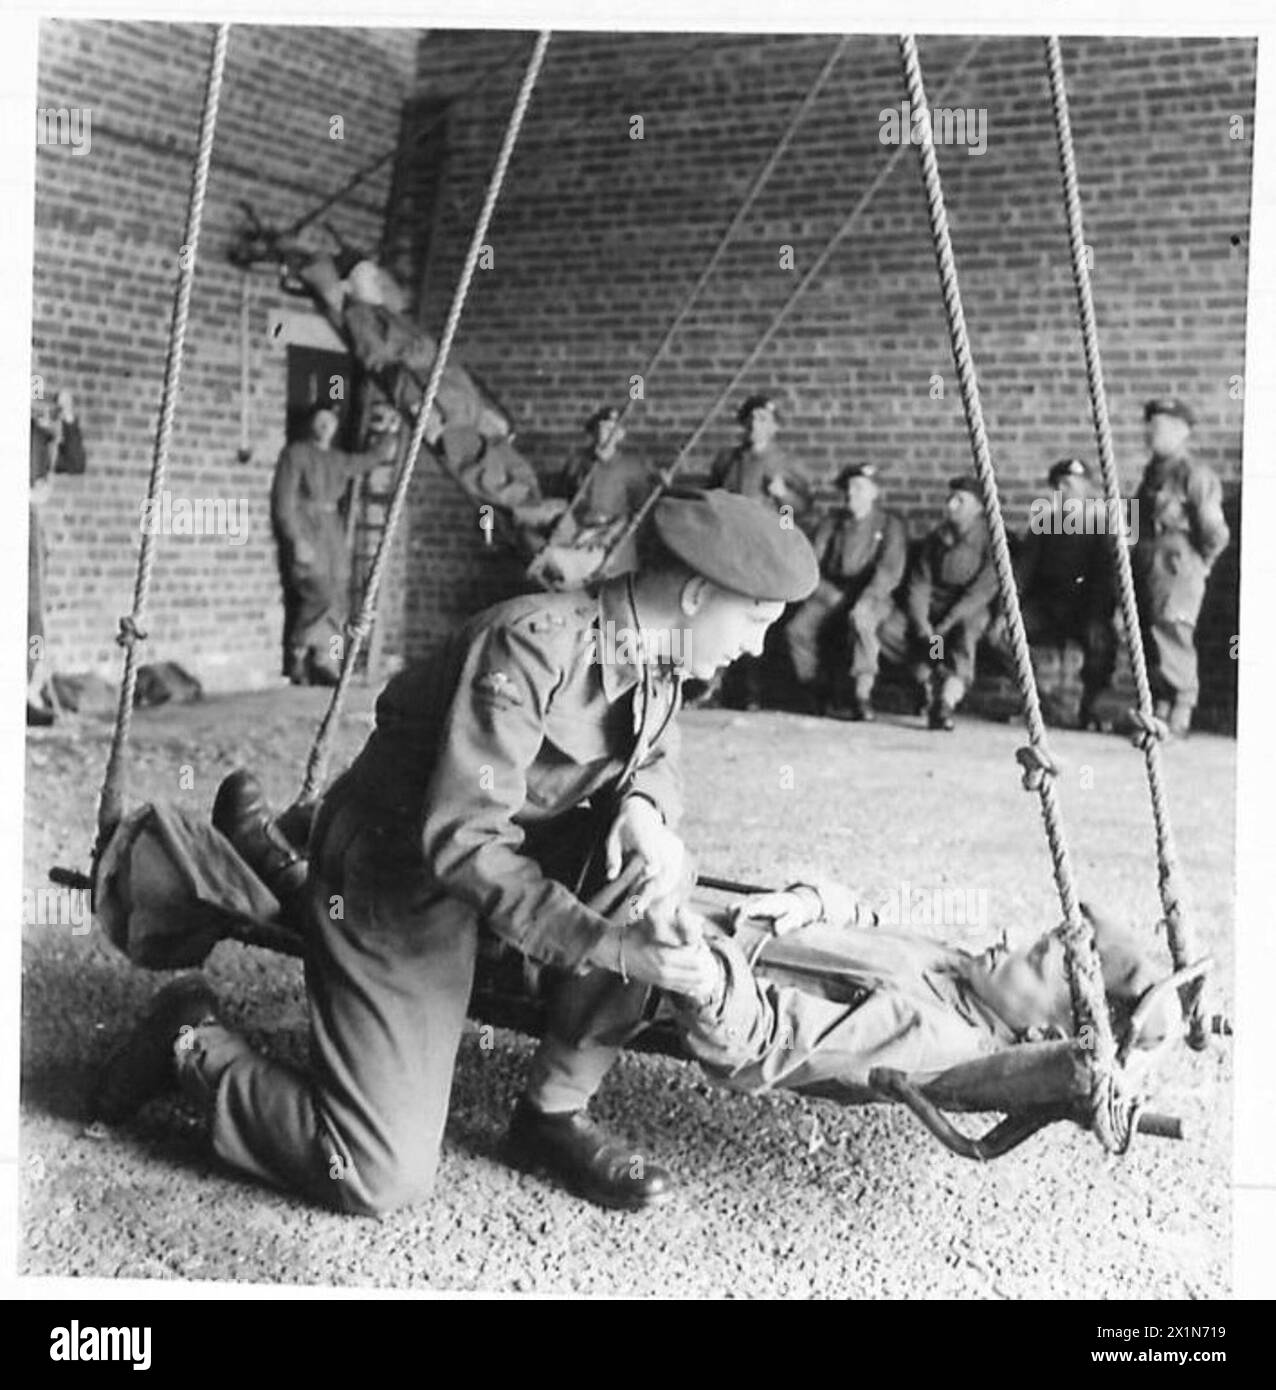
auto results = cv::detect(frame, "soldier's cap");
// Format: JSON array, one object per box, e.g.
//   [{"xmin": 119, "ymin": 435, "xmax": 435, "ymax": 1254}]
[
  {"xmin": 652, "ymin": 488, "xmax": 819, "ymax": 602},
  {"xmin": 584, "ymin": 406, "xmax": 620, "ymax": 432},
  {"xmin": 737, "ymin": 393, "xmax": 781, "ymax": 424},
  {"xmin": 948, "ymin": 474, "xmax": 981, "ymax": 497},
  {"xmin": 835, "ymin": 463, "xmax": 878, "ymax": 487},
  {"xmin": 1143, "ymin": 397, "xmax": 1195, "ymax": 427},
  {"xmin": 1047, "ymin": 457, "xmax": 1090, "ymax": 485}
]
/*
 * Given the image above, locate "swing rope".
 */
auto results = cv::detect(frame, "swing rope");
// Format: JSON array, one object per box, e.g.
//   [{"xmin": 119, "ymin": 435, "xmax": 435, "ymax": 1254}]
[
  {"xmin": 551, "ymin": 38, "xmax": 853, "ymax": 539},
  {"xmin": 1043, "ymin": 36, "xmax": 1205, "ymax": 1048},
  {"xmin": 598, "ymin": 38, "xmax": 985, "ymax": 575},
  {"xmin": 898, "ymin": 35, "xmax": 1124, "ymax": 1150},
  {"xmin": 295, "ymin": 31, "xmax": 552, "ymax": 807},
  {"xmin": 96, "ymin": 22, "xmax": 230, "ymax": 846}
]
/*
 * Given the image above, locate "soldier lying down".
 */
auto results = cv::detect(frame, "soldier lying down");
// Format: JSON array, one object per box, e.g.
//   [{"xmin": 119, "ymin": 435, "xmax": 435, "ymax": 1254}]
[{"xmin": 615, "ymin": 875, "xmax": 1175, "ymax": 1102}]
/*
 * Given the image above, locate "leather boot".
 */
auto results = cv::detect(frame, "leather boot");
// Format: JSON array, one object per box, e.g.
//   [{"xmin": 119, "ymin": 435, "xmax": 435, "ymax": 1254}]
[
  {"xmin": 94, "ymin": 976, "xmax": 222, "ymax": 1123},
  {"xmin": 212, "ymin": 769, "xmax": 309, "ymax": 904},
  {"xmin": 505, "ymin": 1099, "xmax": 675, "ymax": 1211}
]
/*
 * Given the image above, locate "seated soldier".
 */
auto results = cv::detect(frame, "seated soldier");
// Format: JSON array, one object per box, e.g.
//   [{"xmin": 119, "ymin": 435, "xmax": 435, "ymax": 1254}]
[
  {"xmin": 531, "ymin": 406, "xmax": 657, "ymax": 589},
  {"xmin": 989, "ymin": 458, "xmax": 1117, "ymax": 730},
  {"xmin": 784, "ymin": 464, "xmax": 907, "ymax": 720},
  {"xmin": 876, "ymin": 475, "xmax": 998, "ymax": 731}
]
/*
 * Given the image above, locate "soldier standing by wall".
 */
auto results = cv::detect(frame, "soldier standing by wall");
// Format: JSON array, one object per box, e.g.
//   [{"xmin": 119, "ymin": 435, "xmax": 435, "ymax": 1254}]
[
  {"xmin": 28, "ymin": 389, "xmax": 86, "ymax": 727},
  {"xmin": 1131, "ymin": 398, "xmax": 1230, "ymax": 737},
  {"xmin": 271, "ymin": 403, "xmax": 399, "ymax": 686}
]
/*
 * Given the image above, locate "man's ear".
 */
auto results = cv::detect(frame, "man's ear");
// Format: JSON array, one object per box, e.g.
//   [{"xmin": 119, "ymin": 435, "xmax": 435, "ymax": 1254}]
[{"xmin": 679, "ymin": 576, "xmax": 708, "ymax": 617}]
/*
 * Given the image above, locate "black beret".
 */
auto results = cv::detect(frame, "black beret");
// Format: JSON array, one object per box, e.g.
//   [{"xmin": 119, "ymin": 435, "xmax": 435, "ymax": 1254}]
[
  {"xmin": 835, "ymin": 463, "xmax": 878, "ymax": 487},
  {"xmin": 1047, "ymin": 457, "xmax": 1089, "ymax": 485},
  {"xmin": 1143, "ymin": 397, "xmax": 1195, "ymax": 427},
  {"xmin": 737, "ymin": 393, "xmax": 780, "ymax": 424},
  {"xmin": 652, "ymin": 488, "xmax": 818, "ymax": 602},
  {"xmin": 948, "ymin": 474, "xmax": 981, "ymax": 497}
]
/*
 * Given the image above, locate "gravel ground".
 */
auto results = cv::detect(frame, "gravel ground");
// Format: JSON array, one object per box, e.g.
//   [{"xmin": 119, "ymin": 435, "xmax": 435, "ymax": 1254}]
[{"xmin": 20, "ymin": 688, "xmax": 1232, "ymax": 1297}]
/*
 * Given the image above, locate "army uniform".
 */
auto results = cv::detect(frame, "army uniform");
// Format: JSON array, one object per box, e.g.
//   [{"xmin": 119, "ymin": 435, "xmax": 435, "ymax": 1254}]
[
  {"xmin": 705, "ymin": 394, "xmax": 813, "ymax": 707},
  {"xmin": 785, "ymin": 469, "xmax": 907, "ymax": 711},
  {"xmin": 1131, "ymin": 401, "xmax": 1229, "ymax": 723},
  {"xmin": 98, "ymin": 488, "xmax": 820, "ymax": 1215},
  {"xmin": 878, "ymin": 478, "xmax": 998, "ymax": 724},
  {"xmin": 999, "ymin": 458, "xmax": 1117, "ymax": 723},
  {"xmin": 29, "ymin": 415, "xmax": 86, "ymax": 679},
  {"xmin": 270, "ymin": 432, "xmax": 396, "ymax": 683},
  {"xmin": 167, "ymin": 582, "xmax": 682, "ymax": 1215}
]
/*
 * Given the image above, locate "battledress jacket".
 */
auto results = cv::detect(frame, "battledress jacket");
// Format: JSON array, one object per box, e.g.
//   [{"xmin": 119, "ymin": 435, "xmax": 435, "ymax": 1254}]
[{"xmin": 343, "ymin": 581, "xmax": 683, "ymax": 973}]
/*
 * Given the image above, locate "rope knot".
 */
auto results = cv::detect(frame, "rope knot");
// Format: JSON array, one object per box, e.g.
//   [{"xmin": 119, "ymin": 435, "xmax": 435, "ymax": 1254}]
[
  {"xmin": 116, "ymin": 615, "xmax": 149, "ymax": 648},
  {"xmin": 1014, "ymin": 743, "xmax": 1057, "ymax": 792},
  {"xmin": 1127, "ymin": 708, "xmax": 1170, "ymax": 751}
]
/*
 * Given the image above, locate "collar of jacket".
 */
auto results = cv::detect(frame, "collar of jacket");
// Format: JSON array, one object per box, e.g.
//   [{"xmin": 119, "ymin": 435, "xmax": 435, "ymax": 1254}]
[{"xmin": 595, "ymin": 576, "xmax": 646, "ymax": 703}]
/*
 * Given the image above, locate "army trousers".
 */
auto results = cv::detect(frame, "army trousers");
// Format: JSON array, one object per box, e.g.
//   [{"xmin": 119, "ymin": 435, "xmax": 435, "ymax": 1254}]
[
  {"xmin": 876, "ymin": 602, "xmax": 992, "ymax": 704},
  {"xmin": 181, "ymin": 781, "xmax": 649, "ymax": 1217},
  {"xmin": 667, "ymin": 919, "xmax": 1011, "ymax": 1104},
  {"xmin": 784, "ymin": 580, "xmax": 894, "ymax": 689},
  {"xmin": 988, "ymin": 591, "xmax": 1117, "ymax": 700},
  {"xmin": 1133, "ymin": 535, "xmax": 1210, "ymax": 707}
]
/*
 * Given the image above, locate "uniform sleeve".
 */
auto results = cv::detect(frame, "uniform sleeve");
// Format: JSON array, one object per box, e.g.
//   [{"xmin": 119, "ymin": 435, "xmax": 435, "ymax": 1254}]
[
  {"xmin": 626, "ymin": 708, "xmax": 683, "ymax": 829},
  {"xmin": 329, "ymin": 433, "xmax": 398, "ymax": 483},
  {"xmin": 811, "ymin": 518, "xmax": 835, "ymax": 575},
  {"xmin": 1187, "ymin": 464, "xmax": 1230, "ymax": 570},
  {"xmin": 54, "ymin": 420, "xmax": 87, "ymax": 475},
  {"xmin": 418, "ymin": 622, "xmax": 611, "ymax": 970},
  {"xmin": 905, "ymin": 539, "xmax": 934, "ymax": 631},
  {"xmin": 863, "ymin": 515, "xmax": 907, "ymax": 603},
  {"xmin": 943, "ymin": 544, "xmax": 1000, "ymax": 630},
  {"xmin": 707, "ymin": 449, "xmax": 730, "ymax": 490},
  {"xmin": 270, "ymin": 445, "xmax": 304, "ymax": 545}
]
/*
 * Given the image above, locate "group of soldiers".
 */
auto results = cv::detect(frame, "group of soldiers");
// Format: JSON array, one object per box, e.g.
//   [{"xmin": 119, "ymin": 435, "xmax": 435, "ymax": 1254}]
[
  {"xmin": 270, "ymin": 376, "xmax": 1229, "ymax": 737},
  {"xmin": 686, "ymin": 392, "xmax": 1228, "ymax": 735}
]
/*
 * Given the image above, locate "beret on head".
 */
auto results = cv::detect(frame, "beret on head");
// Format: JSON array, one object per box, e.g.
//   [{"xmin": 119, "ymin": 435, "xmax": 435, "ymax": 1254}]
[
  {"xmin": 1143, "ymin": 397, "xmax": 1195, "ymax": 427},
  {"xmin": 737, "ymin": 393, "xmax": 780, "ymax": 424},
  {"xmin": 835, "ymin": 463, "xmax": 877, "ymax": 487},
  {"xmin": 651, "ymin": 488, "xmax": 819, "ymax": 602},
  {"xmin": 1047, "ymin": 457, "xmax": 1090, "ymax": 485},
  {"xmin": 948, "ymin": 474, "xmax": 981, "ymax": 497}
]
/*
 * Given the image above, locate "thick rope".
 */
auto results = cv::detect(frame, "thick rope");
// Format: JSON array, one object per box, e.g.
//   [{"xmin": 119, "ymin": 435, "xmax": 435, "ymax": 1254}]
[
  {"xmin": 552, "ymin": 39, "xmax": 853, "ymax": 539},
  {"xmin": 599, "ymin": 38, "xmax": 985, "ymax": 573},
  {"xmin": 296, "ymin": 31, "xmax": 552, "ymax": 807},
  {"xmin": 96, "ymin": 22, "xmax": 230, "ymax": 844},
  {"xmin": 898, "ymin": 35, "xmax": 1122, "ymax": 1148},
  {"xmin": 1044, "ymin": 37, "xmax": 1205, "ymax": 1047}
]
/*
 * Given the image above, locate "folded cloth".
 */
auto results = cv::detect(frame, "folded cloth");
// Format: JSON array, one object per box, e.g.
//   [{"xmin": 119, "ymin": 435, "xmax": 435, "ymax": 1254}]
[{"xmin": 95, "ymin": 801, "xmax": 283, "ymax": 970}]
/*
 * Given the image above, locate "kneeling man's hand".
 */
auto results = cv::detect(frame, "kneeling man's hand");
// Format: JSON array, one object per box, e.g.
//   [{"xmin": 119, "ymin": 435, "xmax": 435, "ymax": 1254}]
[{"xmin": 606, "ymin": 796, "xmax": 688, "ymax": 915}]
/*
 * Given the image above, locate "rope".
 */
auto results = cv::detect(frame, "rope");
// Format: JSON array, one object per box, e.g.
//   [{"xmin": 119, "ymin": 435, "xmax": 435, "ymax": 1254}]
[
  {"xmin": 598, "ymin": 38, "xmax": 985, "ymax": 573},
  {"xmin": 551, "ymin": 39, "xmax": 853, "ymax": 543},
  {"xmin": 897, "ymin": 34, "xmax": 1122, "ymax": 1149},
  {"xmin": 1044, "ymin": 36, "xmax": 1205, "ymax": 1047},
  {"xmin": 295, "ymin": 31, "xmax": 553, "ymax": 807},
  {"xmin": 96, "ymin": 22, "xmax": 230, "ymax": 844}
]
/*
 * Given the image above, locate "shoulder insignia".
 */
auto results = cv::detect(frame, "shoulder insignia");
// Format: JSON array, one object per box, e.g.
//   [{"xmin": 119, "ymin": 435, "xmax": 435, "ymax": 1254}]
[{"xmin": 474, "ymin": 670, "xmax": 523, "ymax": 706}]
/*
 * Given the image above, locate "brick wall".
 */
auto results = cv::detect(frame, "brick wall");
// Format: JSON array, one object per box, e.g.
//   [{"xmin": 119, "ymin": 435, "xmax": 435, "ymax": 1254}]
[
  {"xmin": 32, "ymin": 28, "xmax": 1252, "ymax": 728},
  {"xmin": 32, "ymin": 19, "xmax": 418, "ymax": 691},
  {"xmin": 398, "ymin": 31, "xmax": 1252, "ymax": 728}
]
